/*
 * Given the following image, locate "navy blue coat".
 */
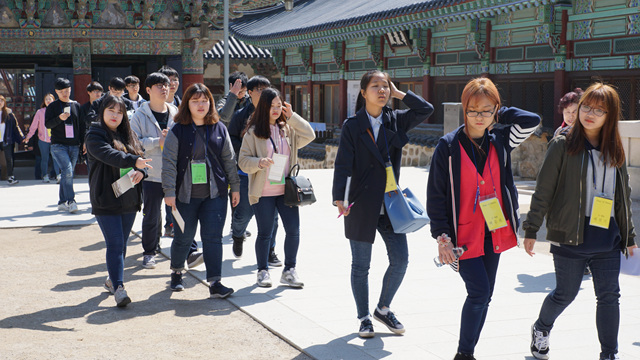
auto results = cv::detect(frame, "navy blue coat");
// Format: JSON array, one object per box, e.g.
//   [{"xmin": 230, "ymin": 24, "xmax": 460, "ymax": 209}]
[
  {"xmin": 332, "ymin": 91, "xmax": 434, "ymax": 243},
  {"xmin": 2, "ymin": 112, "xmax": 24, "ymax": 145},
  {"xmin": 426, "ymin": 107, "xmax": 540, "ymax": 245}
]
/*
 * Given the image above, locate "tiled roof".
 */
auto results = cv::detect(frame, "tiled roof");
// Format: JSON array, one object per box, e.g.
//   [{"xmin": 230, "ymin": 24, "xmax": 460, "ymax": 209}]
[
  {"xmin": 231, "ymin": 0, "xmax": 459, "ymax": 41},
  {"xmin": 203, "ymin": 36, "xmax": 271, "ymax": 61},
  {"xmin": 230, "ymin": 0, "xmax": 556, "ymax": 47}
]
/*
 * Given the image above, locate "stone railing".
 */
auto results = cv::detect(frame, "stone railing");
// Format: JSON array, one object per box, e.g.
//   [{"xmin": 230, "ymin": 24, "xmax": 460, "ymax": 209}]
[{"xmin": 619, "ymin": 120, "xmax": 640, "ymax": 199}]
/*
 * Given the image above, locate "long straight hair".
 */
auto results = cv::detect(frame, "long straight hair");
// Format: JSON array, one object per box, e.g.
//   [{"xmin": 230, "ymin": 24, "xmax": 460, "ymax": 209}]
[
  {"xmin": 566, "ymin": 83, "xmax": 625, "ymax": 167},
  {"xmin": 98, "ymin": 94, "xmax": 144, "ymax": 156},
  {"xmin": 0, "ymin": 94, "xmax": 10, "ymax": 122},
  {"xmin": 245, "ymin": 87, "xmax": 285, "ymax": 139},
  {"xmin": 460, "ymin": 77, "xmax": 501, "ymax": 154}
]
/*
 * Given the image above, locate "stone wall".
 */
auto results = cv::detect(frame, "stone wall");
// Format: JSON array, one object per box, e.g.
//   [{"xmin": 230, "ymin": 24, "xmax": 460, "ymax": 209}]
[{"xmin": 298, "ymin": 130, "xmax": 550, "ymax": 181}]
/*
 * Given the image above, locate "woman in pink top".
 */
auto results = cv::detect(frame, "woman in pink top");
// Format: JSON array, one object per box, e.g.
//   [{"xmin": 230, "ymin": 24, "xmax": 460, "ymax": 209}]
[
  {"xmin": 25, "ymin": 93, "xmax": 60, "ymax": 182},
  {"xmin": 238, "ymin": 88, "xmax": 315, "ymax": 289}
]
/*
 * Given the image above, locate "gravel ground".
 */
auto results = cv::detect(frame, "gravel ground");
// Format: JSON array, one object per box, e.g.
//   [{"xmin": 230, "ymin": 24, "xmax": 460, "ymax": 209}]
[{"xmin": 0, "ymin": 225, "xmax": 312, "ymax": 360}]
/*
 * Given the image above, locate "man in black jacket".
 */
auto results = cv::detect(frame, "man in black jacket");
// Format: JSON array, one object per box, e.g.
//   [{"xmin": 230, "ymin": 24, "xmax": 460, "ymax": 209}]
[
  {"xmin": 45, "ymin": 78, "xmax": 84, "ymax": 213},
  {"xmin": 85, "ymin": 77, "xmax": 133, "ymax": 124}
]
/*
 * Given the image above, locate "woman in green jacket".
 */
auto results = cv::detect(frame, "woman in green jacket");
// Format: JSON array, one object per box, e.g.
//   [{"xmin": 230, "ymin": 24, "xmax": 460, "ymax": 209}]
[{"xmin": 523, "ymin": 83, "xmax": 636, "ymax": 360}]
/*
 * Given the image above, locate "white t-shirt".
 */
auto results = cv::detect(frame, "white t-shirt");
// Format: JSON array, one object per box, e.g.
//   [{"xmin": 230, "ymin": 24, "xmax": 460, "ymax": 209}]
[{"xmin": 0, "ymin": 113, "xmax": 6, "ymax": 144}]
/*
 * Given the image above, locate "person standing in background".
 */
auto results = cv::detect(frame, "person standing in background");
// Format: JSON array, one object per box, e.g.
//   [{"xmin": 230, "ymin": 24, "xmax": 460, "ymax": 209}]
[
  {"xmin": 0, "ymin": 94, "xmax": 25, "ymax": 185},
  {"xmin": 216, "ymin": 71, "xmax": 249, "ymax": 126},
  {"xmin": 45, "ymin": 78, "xmax": 84, "ymax": 213},
  {"xmin": 24, "ymin": 93, "xmax": 60, "ymax": 183},
  {"xmin": 159, "ymin": 66, "xmax": 182, "ymax": 107},
  {"xmin": 124, "ymin": 75, "xmax": 147, "ymax": 111}
]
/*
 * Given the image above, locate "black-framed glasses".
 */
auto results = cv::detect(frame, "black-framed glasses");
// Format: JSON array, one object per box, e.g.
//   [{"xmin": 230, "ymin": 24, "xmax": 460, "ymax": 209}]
[
  {"xmin": 580, "ymin": 105, "xmax": 607, "ymax": 117},
  {"xmin": 466, "ymin": 110, "xmax": 495, "ymax": 118}
]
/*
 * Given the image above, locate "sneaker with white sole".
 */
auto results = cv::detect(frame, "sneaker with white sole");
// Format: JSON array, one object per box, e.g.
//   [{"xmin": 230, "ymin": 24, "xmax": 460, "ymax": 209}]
[
  {"xmin": 142, "ymin": 255, "xmax": 156, "ymax": 269},
  {"xmin": 257, "ymin": 269, "xmax": 272, "ymax": 287},
  {"xmin": 57, "ymin": 202, "xmax": 69, "ymax": 211},
  {"xmin": 56, "ymin": 174, "xmax": 61, "ymax": 184},
  {"xmin": 7, "ymin": 176, "xmax": 18, "ymax": 185},
  {"xmin": 68, "ymin": 201, "xmax": 78, "ymax": 213},
  {"xmin": 358, "ymin": 318, "xmax": 375, "ymax": 338},
  {"xmin": 280, "ymin": 268, "xmax": 304, "ymax": 288},
  {"xmin": 42, "ymin": 175, "xmax": 50, "ymax": 183},
  {"xmin": 187, "ymin": 251, "xmax": 204, "ymax": 268},
  {"xmin": 530, "ymin": 324, "xmax": 550, "ymax": 359},
  {"xmin": 209, "ymin": 281, "xmax": 234, "ymax": 299},
  {"xmin": 114, "ymin": 285, "xmax": 131, "ymax": 307},
  {"xmin": 170, "ymin": 272, "xmax": 185, "ymax": 291},
  {"xmin": 373, "ymin": 308, "xmax": 405, "ymax": 334},
  {"xmin": 104, "ymin": 276, "xmax": 115, "ymax": 294},
  {"xmin": 268, "ymin": 249, "xmax": 282, "ymax": 267}
]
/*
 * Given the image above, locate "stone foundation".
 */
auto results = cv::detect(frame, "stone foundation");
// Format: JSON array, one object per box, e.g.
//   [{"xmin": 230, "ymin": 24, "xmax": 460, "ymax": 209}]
[{"xmin": 298, "ymin": 131, "xmax": 550, "ymax": 181}]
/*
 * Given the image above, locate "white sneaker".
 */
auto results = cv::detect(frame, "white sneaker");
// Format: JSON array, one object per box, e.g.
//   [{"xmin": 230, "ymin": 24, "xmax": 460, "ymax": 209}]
[
  {"xmin": 68, "ymin": 201, "xmax": 78, "ymax": 213},
  {"xmin": 280, "ymin": 268, "xmax": 304, "ymax": 288},
  {"xmin": 114, "ymin": 285, "xmax": 131, "ymax": 307},
  {"xmin": 56, "ymin": 174, "xmax": 61, "ymax": 184},
  {"xmin": 57, "ymin": 202, "xmax": 69, "ymax": 211},
  {"xmin": 42, "ymin": 175, "xmax": 50, "ymax": 183},
  {"xmin": 257, "ymin": 269, "xmax": 272, "ymax": 287},
  {"xmin": 7, "ymin": 176, "xmax": 18, "ymax": 185},
  {"xmin": 104, "ymin": 276, "xmax": 115, "ymax": 294}
]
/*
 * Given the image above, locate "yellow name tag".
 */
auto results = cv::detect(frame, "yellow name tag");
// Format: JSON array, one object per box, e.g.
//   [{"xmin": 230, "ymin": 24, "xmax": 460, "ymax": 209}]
[
  {"xmin": 385, "ymin": 165, "xmax": 398, "ymax": 193},
  {"xmin": 590, "ymin": 195, "xmax": 613, "ymax": 229},
  {"xmin": 479, "ymin": 196, "xmax": 508, "ymax": 231}
]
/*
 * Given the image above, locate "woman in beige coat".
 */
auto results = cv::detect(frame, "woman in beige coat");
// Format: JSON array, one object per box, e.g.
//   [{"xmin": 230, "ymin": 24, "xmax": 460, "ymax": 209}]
[{"xmin": 238, "ymin": 87, "xmax": 315, "ymax": 288}]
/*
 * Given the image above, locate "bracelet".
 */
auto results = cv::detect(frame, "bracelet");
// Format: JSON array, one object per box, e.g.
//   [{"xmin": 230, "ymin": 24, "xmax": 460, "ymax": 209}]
[{"xmin": 436, "ymin": 233, "xmax": 451, "ymax": 247}]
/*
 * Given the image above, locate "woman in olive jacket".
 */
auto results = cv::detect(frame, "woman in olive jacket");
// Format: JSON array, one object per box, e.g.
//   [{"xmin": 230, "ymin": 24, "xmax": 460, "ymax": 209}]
[
  {"xmin": 86, "ymin": 94, "xmax": 151, "ymax": 307},
  {"xmin": 523, "ymin": 83, "xmax": 636, "ymax": 360}
]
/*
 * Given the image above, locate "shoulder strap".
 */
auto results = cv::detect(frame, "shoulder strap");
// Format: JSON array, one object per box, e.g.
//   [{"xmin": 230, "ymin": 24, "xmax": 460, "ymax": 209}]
[{"xmin": 366, "ymin": 128, "xmax": 375, "ymax": 144}]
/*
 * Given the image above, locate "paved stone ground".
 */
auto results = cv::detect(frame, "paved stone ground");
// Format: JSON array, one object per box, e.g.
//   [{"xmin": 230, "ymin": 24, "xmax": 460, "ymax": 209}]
[{"xmin": 2, "ymin": 166, "xmax": 640, "ymax": 359}]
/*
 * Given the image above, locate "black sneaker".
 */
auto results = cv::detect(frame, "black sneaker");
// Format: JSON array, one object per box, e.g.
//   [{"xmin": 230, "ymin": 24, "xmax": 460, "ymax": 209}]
[
  {"xmin": 358, "ymin": 318, "xmax": 375, "ymax": 338},
  {"xmin": 453, "ymin": 353, "xmax": 476, "ymax": 360},
  {"xmin": 268, "ymin": 248, "xmax": 282, "ymax": 267},
  {"xmin": 170, "ymin": 272, "xmax": 185, "ymax": 291},
  {"xmin": 530, "ymin": 324, "xmax": 550, "ymax": 359},
  {"xmin": 232, "ymin": 236, "xmax": 244, "ymax": 258},
  {"xmin": 209, "ymin": 281, "xmax": 234, "ymax": 299},
  {"xmin": 187, "ymin": 251, "xmax": 204, "ymax": 268},
  {"xmin": 373, "ymin": 308, "xmax": 405, "ymax": 334},
  {"xmin": 245, "ymin": 230, "xmax": 252, "ymax": 237}
]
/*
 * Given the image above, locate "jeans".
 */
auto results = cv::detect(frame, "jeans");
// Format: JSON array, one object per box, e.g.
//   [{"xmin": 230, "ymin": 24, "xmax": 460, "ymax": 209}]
[
  {"xmin": 457, "ymin": 236, "xmax": 501, "ymax": 355},
  {"xmin": 252, "ymin": 195, "xmax": 299, "ymax": 271},
  {"xmin": 3, "ymin": 143, "xmax": 15, "ymax": 178},
  {"xmin": 38, "ymin": 140, "xmax": 59, "ymax": 179},
  {"xmin": 50, "ymin": 144, "xmax": 79, "ymax": 204},
  {"xmin": 96, "ymin": 213, "xmax": 137, "ymax": 288},
  {"xmin": 232, "ymin": 175, "xmax": 278, "ymax": 249},
  {"xmin": 171, "ymin": 196, "xmax": 227, "ymax": 283},
  {"xmin": 143, "ymin": 181, "xmax": 198, "ymax": 255},
  {"xmin": 535, "ymin": 249, "xmax": 621, "ymax": 359},
  {"xmin": 349, "ymin": 214, "xmax": 409, "ymax": 319}
]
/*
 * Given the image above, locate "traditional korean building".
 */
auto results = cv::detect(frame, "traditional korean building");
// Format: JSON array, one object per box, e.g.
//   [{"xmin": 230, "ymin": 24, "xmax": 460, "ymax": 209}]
[
  {"xmin": 0, "ymin": 0, "xmax": 283, "ymax": 128},
  {"xmin": 230, "ymin": 0, "xmax": 640, "ymax": 129}
]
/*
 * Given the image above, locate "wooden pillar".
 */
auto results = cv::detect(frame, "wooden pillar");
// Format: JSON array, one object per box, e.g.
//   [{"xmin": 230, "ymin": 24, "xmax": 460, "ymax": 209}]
[
  {"xmin": 182, "ymin": 39, "xmax": 204, "ymax": 96},
  {"xmin": 72, "ymin": 39, "xmax": 91, "ymax": 104},
  {"xmin": 552, "ymin": 9, "xmax": 570, "ymax": 129}
]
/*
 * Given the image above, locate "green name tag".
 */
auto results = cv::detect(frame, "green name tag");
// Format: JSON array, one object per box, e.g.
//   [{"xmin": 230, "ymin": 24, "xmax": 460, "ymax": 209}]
[
  {"xmin": 191, "ymin": 161, "xmax": 207, "ymax": 184},
  {"xmin": 120, "ymin": 167, "xmax": 133, "ymax": 178},
  {"xmin": 269, "ymin": 174, "xmax": 285, "ymax": 185}
]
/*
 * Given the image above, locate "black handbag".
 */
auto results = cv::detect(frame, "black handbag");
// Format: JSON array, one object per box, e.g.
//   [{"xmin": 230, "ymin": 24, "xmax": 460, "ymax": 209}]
[{"xmin": 284, "ymin": 164, "xmax": 316, "ymax": 207}]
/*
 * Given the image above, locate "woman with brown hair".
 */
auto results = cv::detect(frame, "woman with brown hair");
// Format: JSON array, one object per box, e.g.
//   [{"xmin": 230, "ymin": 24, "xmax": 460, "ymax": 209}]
[
  {"xmin": 24, "ymin": 93, "xmax": 60, "ymax": 182},
  {"xmin": 553, "ymin": 88, "xmax": 584, "ymax": 138},
  {"xmin": 0, "ymin": 94, "xmax": 25, "ymax": 185},
  {"xmin": 524, "ymin": 83, "xmax": 636, "ymax": 360},
  {"xmin": 426, "ymin": 77, "xmax": 540, "ymax": 360},
  {"xmin": 162, "ymin": 83, "xmax": 240, "ymax": 298}
]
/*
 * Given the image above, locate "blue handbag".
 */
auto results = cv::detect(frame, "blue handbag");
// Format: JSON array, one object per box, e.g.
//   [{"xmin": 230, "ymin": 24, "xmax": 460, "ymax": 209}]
[
  {"xmin": 368, "ymin": 125, "xmax": 429, "ymax": 234},
  {"xmin": 384, "ymin": 185, "xmax": 430, "ymax": 233}
]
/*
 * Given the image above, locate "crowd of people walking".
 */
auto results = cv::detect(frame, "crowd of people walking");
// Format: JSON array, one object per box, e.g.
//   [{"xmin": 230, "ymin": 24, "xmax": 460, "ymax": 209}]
[{"xmin": 3, "ymin": 67, "xmax": 635, "ymax": 360}]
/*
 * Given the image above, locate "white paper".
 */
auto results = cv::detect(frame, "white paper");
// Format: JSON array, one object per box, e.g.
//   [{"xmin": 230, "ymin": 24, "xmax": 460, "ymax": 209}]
[
  {"xmin": 344, "ymin": 176, "xmax": 352, "ymax": 207},
  {"xmin": 63, "ymin": 106, "xmax": 71, "ymax": 114},
  {"xmin": 172, "ymin": 206, "xmax": 185, "ymax": 233},
  {"xmin": 268, "ymin": 154, "xmax": 288, "ymax": 182},
  {"xmin": 111, "ymin": 169, "xmax": 136, "ymax": 198}
]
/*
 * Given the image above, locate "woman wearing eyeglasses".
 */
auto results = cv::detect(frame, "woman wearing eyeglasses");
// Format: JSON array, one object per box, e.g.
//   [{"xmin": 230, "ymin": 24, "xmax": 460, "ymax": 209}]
[
  {"xmin": 426, "ymin": 77, "xmax": 540, "ymax": 360},
  {"xmin": 523, "ymin": 83, "xmax": 636, "ymax": 360}
]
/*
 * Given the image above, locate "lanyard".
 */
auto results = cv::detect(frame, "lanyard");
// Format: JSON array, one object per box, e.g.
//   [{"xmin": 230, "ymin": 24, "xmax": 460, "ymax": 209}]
[
  {"xmin": 269, "ymin": 127, "xmax": 284, "ymax": 154},
  {"xmin": 588, "ymin": 150, "xmax": 607, "ymax": 193},
  {"xmin": 191, "ymin": 123, "xmax": 208, "ymax": 160},
  {"xmin": 471, "ymin": 142, "xmax": 497, "ymax": 213}
]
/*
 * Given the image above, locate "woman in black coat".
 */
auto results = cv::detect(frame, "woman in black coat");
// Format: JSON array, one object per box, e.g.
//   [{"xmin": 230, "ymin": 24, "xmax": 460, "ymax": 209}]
[
  {"xmin": 85, "ymin": 94, "xmax": 151, "ymax": 307},
  {"xmin": 332, "ymin": 70, "xmax": 433, "ymax": 338},
  {"xmin": 0, "ymin": 95, "xmax": 25, "ymax": 184}
]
